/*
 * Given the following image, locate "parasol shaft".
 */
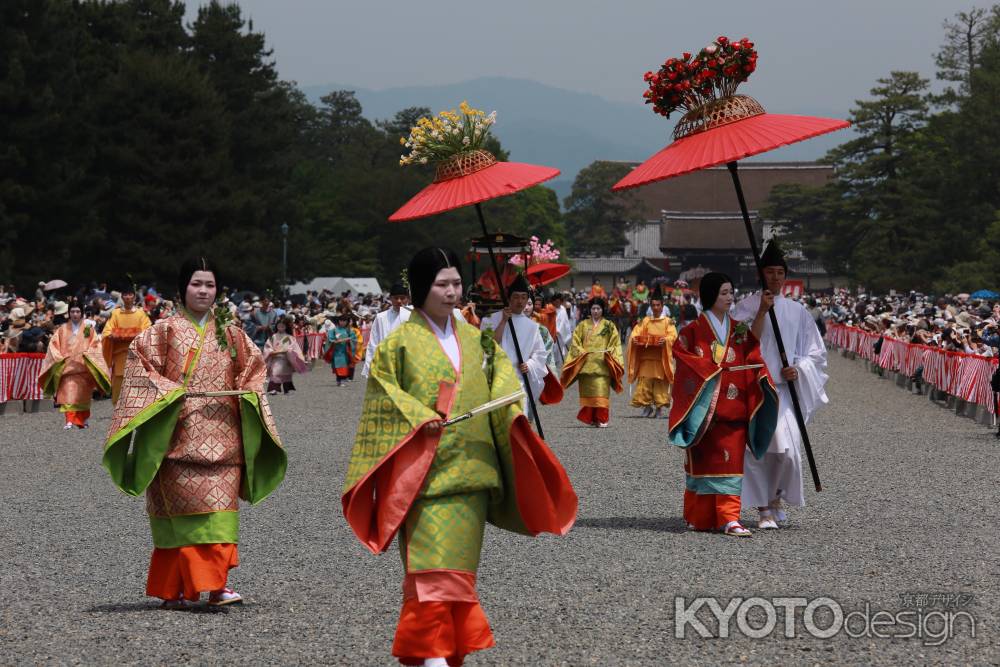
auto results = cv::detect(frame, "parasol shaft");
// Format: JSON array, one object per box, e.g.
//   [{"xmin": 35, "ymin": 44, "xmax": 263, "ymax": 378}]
[
  {"xmin": 727, "ymin": 161, "xmax": 822, "ymax": 492},
  {"xmin": 475, "ymin": 203, "xmax": 546, "ymax": 439},
  {"xmin": 186, "ymin": 390, "xmax": 249, "ymax": 397}
]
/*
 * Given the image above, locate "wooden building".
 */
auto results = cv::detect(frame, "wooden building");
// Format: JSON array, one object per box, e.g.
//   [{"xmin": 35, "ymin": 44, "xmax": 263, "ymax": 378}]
[{"xmin": 559, "ymin": 161, "xmax": 837, "ymax": 293}]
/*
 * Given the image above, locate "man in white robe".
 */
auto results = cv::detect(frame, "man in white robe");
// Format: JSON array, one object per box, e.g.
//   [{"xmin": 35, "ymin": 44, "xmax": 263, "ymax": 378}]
[
  {"xmin": 480, "ymin": 274, "xmax": 551, "ymax": 418},
  {"xmin": 361, "ymin": 282, "xmax": 411, "ymax": 378},
  {"xmin": 550, "ymin": 293, "xmax": 573, "ymax": 368},
  {"xmin": 731, "ymin": 243, "xmax": 828, "ymax": 529}
]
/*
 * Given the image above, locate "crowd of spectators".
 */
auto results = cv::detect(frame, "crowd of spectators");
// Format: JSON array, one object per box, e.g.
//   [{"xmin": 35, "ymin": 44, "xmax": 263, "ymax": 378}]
[
  {"xmin": 3, "ymin": 279, "xmax": 997, "ymax": 361},
  {"xmin": 819, "ymin": 290, "xmax": 1000, "ymax": 358},
  {"xmin": 0, "ymin": 281, "xmax": 401, "ymax": 354}
]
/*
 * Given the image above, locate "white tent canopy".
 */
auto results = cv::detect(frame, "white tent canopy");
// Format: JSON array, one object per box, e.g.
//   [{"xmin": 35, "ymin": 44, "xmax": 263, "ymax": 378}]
[{"xmin": 289, "ymin": 276, "xmax": 382, "ymax": 297}]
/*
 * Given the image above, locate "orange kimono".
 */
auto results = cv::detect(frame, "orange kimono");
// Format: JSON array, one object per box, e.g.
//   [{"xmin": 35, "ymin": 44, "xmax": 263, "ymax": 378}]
[
  {"xmin": 667, "ymin": 313, "xmax": 777, "ymax": 530},
  {"xmin": 38, "ymin": 321, "xmax": 111, "ymax": 427},
  {"xmin": 628, "ymin": 315, "xmax": 677, "ymax": 410}
]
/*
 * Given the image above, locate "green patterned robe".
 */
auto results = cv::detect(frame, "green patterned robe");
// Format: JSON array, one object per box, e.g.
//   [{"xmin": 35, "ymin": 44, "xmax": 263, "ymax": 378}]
[{"xmin": 343, "ymin": 311, "xmax": 576, "ymax": 587}]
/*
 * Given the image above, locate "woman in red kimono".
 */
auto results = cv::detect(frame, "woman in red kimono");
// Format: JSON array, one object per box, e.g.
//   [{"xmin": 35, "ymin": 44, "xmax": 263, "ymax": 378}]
[{"xmin": 667, "ymin": 273, "xmax": 778, "ymax": 536}]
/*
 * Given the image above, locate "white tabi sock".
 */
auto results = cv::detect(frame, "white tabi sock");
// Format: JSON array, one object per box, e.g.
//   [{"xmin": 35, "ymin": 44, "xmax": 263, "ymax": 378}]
[{"xmin": 423, "ymin": 659, "xmax": 449, "ymax": 667}]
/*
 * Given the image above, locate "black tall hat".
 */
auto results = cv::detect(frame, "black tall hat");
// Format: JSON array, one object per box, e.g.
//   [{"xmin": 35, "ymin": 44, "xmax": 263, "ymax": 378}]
[
  {"xmin": 507, "ymin": 272, "xmax": 532, "ymax": 295},
  {"xmin": 389, "ymin": 281, "xmax": 408, "ymax": 297},
  {"xmin": 760, "ymin": 240, "xmax": 788, "ymax": 271},
  {"xmin": 650, "ymin": 285, "xmax": 664, "ymax": 301}
]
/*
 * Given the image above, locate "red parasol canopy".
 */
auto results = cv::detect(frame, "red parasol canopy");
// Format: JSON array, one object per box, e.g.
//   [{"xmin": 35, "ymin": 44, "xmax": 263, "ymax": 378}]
[
  {"xmin": 613, "ymin": 110, "xmax": 849, "ymax": 191},
  {"xmin": 389, "ymin": 151, "xmax": 559, "ymax": 221},
  {"xmin": 525, "ymin": 262, "xmax": 570, "ymax": 288}
]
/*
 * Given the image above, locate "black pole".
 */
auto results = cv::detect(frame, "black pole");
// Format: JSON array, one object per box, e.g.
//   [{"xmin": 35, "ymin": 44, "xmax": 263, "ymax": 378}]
[
  {"xmin": 727, "ymin": 162, "xmax": 822, "ymax": 492},
  {"xmin": 475, "ymin": 203, "xmax": 546, "ymax": 438}
]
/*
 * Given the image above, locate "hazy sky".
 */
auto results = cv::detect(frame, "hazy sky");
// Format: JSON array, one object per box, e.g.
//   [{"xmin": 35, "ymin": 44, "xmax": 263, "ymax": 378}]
[{"xmin": 183, "ymin": 0, "xmax": 981, "ymax": 116}]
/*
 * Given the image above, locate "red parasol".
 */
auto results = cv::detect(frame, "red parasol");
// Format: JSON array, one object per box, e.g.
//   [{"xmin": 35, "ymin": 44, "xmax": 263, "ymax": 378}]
[
  {"xmin": 390, "ymin": 151, "xmax": 559, "ymax": 221},
  {"xmin": 389, "ymin": 106, "xmax": 560, "ymax": 437},
  {"xmin": 613, "ymin": 106, "xmax": 848, "ymax": 190},
  {"xmin": 610, "ymin": 38, "xmax": 847, "ymax": 492},
  {"xmin": 526, "ymin": 262, "xmax": 571, "ymax": 288}
]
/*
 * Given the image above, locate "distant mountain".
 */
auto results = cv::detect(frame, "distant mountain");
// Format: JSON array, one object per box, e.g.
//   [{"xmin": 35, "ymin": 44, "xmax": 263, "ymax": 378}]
[{"xmin": 302, "ymin": 76, "xmax": 848, "ymax": 203}]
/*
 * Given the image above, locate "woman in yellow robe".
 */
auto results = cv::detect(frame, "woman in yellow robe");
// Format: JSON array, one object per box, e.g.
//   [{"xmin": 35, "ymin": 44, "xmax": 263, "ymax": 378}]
[
  {"xmin": 343, "ymin": 247, "xmax": 576, "ymax": 666},
  {"xmin": 560, "ymin": 297, "xmax": 624, "ymax": 427},
  {"xmin": 101, "ymin": 286, "xmax": 151, "ymax": 403},
  {"xmin": 627, "ymin": 287, "xmax": 678, "ymax": 418},
  {"xmin": 102, "ymin": 257, "xmax": 286, "ymax": 609},
  {"xmin": 38, "ymin": 303, "xmax": 110, "ymax": 429}
]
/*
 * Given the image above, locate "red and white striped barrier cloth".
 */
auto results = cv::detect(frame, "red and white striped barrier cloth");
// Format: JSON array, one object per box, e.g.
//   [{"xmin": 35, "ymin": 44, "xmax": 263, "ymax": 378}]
[
  {"xmin": 0, "ymin": 353, "xmax": 46, "ymax": 403},
  {"xmin": 826, "ymin": 324, "xmax": 998, "ymax": 414},
  {"xmin": 293, "ymin": 333, "xmax": 326, "ymax": 360}
]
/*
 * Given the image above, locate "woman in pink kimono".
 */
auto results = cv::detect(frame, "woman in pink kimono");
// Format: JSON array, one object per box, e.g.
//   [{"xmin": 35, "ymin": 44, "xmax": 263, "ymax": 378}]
[{"xmin": 263, "ymin": 317, "xmax": 308, "ymax": 394}]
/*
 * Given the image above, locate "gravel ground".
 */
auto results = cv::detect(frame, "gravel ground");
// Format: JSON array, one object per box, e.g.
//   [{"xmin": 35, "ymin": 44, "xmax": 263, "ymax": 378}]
[{"xmin": 1, "ymin": 351, "xmax": 997, "ymax": 666}]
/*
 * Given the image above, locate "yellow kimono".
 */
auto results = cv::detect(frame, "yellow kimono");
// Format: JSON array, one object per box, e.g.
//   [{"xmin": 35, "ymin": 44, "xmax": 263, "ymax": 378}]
[
  {"xmin": 38, "ymin": 321, "xmax": 111, "ymax": 427},
  {"xmin": 627, "ymin": 314, "xmax": 678, "ymax": 410},
  {"xmin": 343, "ymin": 311, "xmax": 576, "ymax": 663},
  {"xmin": 101, "ymin": 307, "xmax": 151, "ymax": 403},
  {"xmin": 560, "ymin": 317, "xmax": 624, "ymax": 425}
]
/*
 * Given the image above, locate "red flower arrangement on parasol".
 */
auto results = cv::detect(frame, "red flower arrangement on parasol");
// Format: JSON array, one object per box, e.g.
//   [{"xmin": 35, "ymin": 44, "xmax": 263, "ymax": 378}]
[{"xmin": 643, "ymin": 36, "xmax": 758, "ymax": 119}]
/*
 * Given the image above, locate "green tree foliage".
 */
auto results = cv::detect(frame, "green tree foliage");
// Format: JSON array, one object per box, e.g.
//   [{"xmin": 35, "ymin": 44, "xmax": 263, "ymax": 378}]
[
  {"xmin": 0, "ymin": 0, "xmax": 564, "ymax": 295},
  {"xmin": 764, "ymin": 5, "xmax": 1000, "ymax": 293},
  {"xmin": 934, "ymin": 6, "xmax": 1000, "ymax": 103},
  {"xmin": 563, "ymin": 161, "xmax": 643, "ymax": 255}
]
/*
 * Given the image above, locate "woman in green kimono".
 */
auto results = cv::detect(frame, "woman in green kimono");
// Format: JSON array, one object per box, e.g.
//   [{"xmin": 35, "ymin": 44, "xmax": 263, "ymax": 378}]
[
  {"xmin": 343, "ymin": 247, "xmax": 577, "ymax": 667},
  {"xmin": 560, "ymin": 297, "xmax": 624, "ymax": 427},
  {"xmin": 102, "ymin": 257, "xmax": 286, "ymax": 609}
]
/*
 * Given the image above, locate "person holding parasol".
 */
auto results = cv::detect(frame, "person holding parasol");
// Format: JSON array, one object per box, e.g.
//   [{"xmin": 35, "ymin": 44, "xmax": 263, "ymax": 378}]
[{"xmin": 613, "ymin": 35, "xmax": 850, "ymax": 495}]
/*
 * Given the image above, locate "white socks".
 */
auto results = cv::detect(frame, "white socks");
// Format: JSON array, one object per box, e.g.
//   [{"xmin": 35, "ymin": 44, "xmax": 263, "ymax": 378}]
[{"xmin": 423, "ymin": 659, "xmax": 449, "ymax": 667}]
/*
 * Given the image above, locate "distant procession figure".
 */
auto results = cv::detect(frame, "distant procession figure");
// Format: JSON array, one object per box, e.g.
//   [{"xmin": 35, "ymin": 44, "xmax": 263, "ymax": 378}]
[
  {"xmin": 480, "ymin": 273, "xmax": 562, "ymax": 421},
  {"xmin": 560, "ymin": 297, "xmax": 624, "ymax": 427},
  {"xmin": 38, "ymin": 303, "xmax": 111, "ymax": 429},
  {"xmin": 342, "ymin": 247, "xmax": 576, "ymax": 666},
  {"xmin": 730, "ymin": 242, "xmax": 829, "ymax": 529},
  {"xmin": 263, "ymin": 317, "xmax": 308, "ymax": 395},
  {"xmin": 101, "ymin": 284, "xmax": 151, "ymax": 403},
  {"xmin": 102, "ymin": 257, "xmax": 287, "ymax": 609},
  {"xmin": 323, "ymin": 312, "xmax": 357, "ymax": 387},
  {"xmin": 361, "ymin": 281, "xmax": 411, "ymax": 378},
  {"xmin": 667, "ymin": 273, "xmax": 778, "ymax": 537},
  {"xmin": 627, "ymin": 286, "xmax": 678, "ymax": 418},
  {"xmin": 551, "ymin": 293, "xmax": 573, "ymax": 368}
]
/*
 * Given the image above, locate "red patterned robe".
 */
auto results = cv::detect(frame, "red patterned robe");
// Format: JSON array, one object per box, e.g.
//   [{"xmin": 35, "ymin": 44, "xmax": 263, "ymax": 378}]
[{"xmin": 667, "ymin": 313, "xmax": 778, "ymax": 530}]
